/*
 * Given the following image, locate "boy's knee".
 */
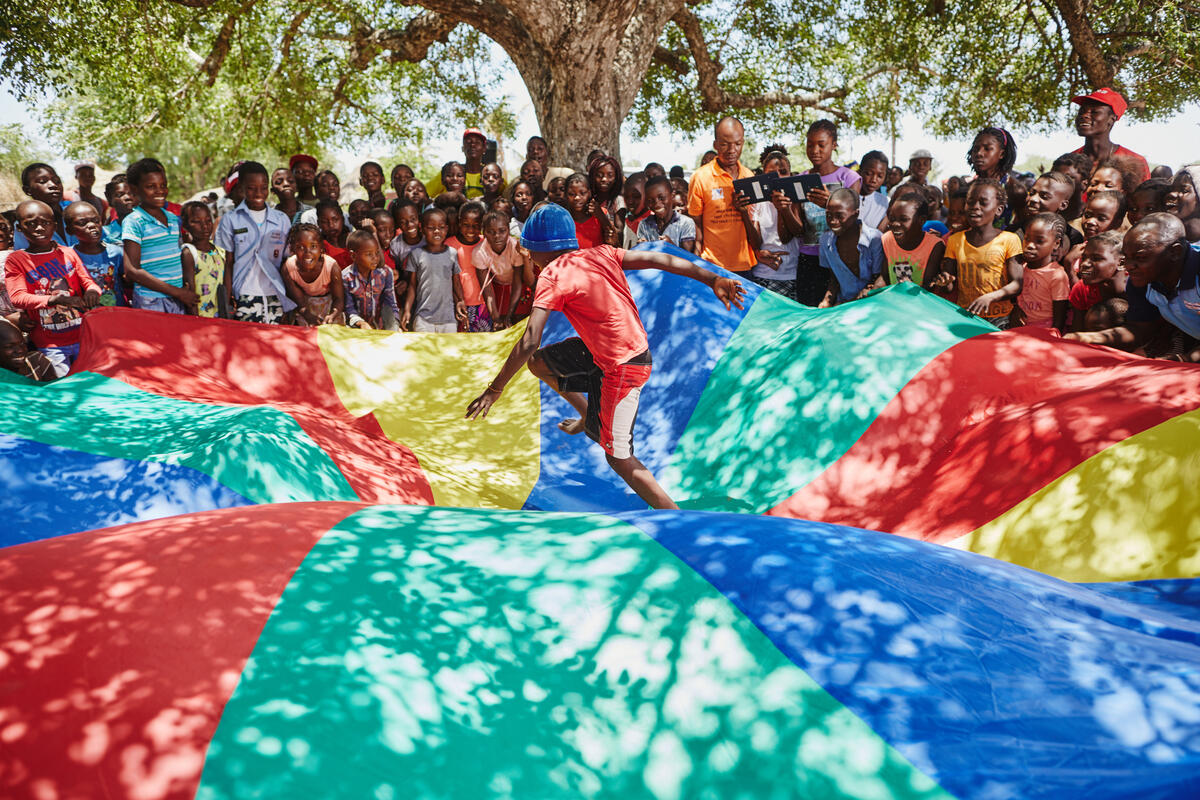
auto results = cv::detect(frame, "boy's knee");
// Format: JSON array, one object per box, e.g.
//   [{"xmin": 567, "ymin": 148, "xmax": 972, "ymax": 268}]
[
  {"xmin": 527, "ymin": 353, "xmax": 550, "ymax": 379},
  {"xmin": 605, "ymin": 453, "xmax": 637, "ymax": 473}
]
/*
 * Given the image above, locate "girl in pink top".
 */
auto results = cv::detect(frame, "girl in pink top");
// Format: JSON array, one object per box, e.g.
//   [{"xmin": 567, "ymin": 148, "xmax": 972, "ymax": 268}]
[
  {"xmin": 473, "ymin": 210, "xmax": 526, "ymax": 329},
  {"xmin": 282, "ymin": 223, "xmax": 345, "ymax": 325},
  {"xmin": 1015, "ymin": 213, "xmax": 1070, "ymax": 331}
]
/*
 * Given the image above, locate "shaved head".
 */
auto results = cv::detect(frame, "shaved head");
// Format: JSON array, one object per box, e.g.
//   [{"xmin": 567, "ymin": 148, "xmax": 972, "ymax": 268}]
[
  {"xmin": 829, "ymin": 187, "xmax": 860, "ymax": 209},
  {"xmin": 16, "ymin": 199, "xmax": 53, "ymax": 218},
  {"xmin": 1132, "ymin": 212, "xmax": 1186, "ymax": 247},
  {"xmin": 713, "ymin": 116, "xmax": 745, "ymax": 171}
]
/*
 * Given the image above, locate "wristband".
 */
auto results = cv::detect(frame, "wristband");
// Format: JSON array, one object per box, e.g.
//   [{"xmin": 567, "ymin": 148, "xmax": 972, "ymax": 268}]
[{"xmin": 487, "ymin": 382, "xmax": 504, "ymax": 395}]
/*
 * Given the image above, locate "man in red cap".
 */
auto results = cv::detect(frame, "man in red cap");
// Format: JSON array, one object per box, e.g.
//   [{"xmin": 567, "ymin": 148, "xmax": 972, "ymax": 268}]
[
  {"xmin": 289, "ymin": 154, "xmax": 319, "ymax": 205},
  {"xmin": 426, "ymin": 128, "xmax": 490, "ymax": 199},
  {"xmin": 1071, "ymin": 88, "xmax": 1150, "ymax": 182}
]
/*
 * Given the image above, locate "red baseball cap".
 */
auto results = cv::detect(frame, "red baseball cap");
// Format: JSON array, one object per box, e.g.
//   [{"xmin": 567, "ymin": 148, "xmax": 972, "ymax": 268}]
[
  {"xmin": 289, "ymin": 153, "xmax": 319, "ymax": 171},
  {"xmin": 1070, "ymin": 88, "xmax": 1127, "ymax": 120},
  {"xmin": 462, "ymin": 128, "xmax": 486, "ymax": 141}
]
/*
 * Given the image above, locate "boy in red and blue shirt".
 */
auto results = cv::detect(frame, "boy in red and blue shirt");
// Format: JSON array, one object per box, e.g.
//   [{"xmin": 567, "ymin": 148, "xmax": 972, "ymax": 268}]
[
  {"xmin": 4, "ymin": 200, "xmax": 102, "ymax": 377},
  {"xmin": 467, "ymin": 203, "xmax": 744, "ymax": 509}
]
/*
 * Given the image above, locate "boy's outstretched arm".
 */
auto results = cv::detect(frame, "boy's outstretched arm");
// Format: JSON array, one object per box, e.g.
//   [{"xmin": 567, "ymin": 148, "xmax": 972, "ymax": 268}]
[
  {"xmin": 466, "ymin": 307, "xmax": 550, "ymax": 420},
  {"xmin": 620, "ymin": 250, "xmax": 746, "ymax": 310}
]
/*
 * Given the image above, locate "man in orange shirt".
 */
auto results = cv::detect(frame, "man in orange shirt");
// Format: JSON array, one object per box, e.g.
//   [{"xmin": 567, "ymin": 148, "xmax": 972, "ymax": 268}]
[{"xmin": 687, "ymin": 116, "xmax": 756, "ymax": 274}]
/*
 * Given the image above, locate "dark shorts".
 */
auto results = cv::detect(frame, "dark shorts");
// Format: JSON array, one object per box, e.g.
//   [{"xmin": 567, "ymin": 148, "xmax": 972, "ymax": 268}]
[{"xmin": 537, "ymin": 338, "xmax": 652, "ymax": 459}]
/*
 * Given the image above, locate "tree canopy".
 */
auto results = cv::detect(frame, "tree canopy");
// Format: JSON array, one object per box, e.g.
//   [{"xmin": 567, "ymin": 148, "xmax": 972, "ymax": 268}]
[{"xmin": 2, "ymin": 0, "xmax": 1197, "ymax": 191}]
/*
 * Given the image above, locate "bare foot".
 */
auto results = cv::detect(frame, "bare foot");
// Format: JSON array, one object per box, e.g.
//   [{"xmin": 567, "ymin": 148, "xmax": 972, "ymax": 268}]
[{"xmin": 557, "ymin": 418, "xmax": 585, "ymax": 435}]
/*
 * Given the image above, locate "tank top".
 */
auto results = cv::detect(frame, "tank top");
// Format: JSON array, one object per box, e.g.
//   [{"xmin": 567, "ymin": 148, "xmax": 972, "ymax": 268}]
[
  {"xmin": 881, "ymin": 230, "xmax": 941, "ymax": 286},
  {"xmin": 284, "ymin": 254, "xmax": 337, "ymax": 296}
]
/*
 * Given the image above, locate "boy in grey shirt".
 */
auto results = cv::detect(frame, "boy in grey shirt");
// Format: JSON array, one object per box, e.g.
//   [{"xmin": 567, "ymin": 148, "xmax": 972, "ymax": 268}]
[{"xmin": 402, "ymin": 208, "xmax": 467, "ymax": 332}]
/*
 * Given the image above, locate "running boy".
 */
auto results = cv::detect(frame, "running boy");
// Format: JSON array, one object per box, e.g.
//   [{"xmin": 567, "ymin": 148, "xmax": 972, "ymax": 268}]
[{"xmin": 465, "ymin": 203, "xmax": 745, "ymax": 510}]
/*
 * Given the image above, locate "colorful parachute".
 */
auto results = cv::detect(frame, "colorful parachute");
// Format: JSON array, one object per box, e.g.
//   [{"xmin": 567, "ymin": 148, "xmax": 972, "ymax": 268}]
[{"xmin": 2, "ymin": 243, "xmax": 1199, "ymax": 799}]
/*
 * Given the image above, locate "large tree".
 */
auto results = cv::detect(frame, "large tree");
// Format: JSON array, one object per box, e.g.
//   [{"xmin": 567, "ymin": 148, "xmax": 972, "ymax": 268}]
[{"xmin": 2, "ymin": 0, "xmax": 1197, "ymax": 177}]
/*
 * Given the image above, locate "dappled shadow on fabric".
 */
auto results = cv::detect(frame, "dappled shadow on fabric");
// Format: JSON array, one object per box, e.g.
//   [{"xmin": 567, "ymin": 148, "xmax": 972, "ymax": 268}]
[
  {"xmin": 774, "ymin": 328, "xmax": 1200, "ymax": 534},
  {"xmin": 628, "ymin": 511, "xmax": 1200, "ymax": 800},
  {"xmin": 0, "ymin": 433, "xmax": 251, "ymax": 545},
  {"xmin": 194, "ymin": 506, "xmax": 948, "ymax": 800},
  {"xmin": 527, "ymin": 254, "xmax": 758, "ymax": 512},
  {"xmin": 74, "ymin": 308, "xmax": 433, "ymax": 505},
  {"xmin": 0, "ymin": 503, "xmax": 362, "ymax": 800},
  {"xmin": 317, "ymin": 325, "xmax": 541, "ymax": 509},
  {"xmin": 661, "ymin": 284, "xmax": 993, "ymax": 513},
  {"xmin": 0, "ymin": 372, "xmax": 359, "ymax": 546}
]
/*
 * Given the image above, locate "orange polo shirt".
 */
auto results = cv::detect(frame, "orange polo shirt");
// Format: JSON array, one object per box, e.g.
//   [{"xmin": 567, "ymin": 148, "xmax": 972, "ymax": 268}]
[{"xmin": 687, "ymin": 158, "xmax": 755, "ymax": 272}]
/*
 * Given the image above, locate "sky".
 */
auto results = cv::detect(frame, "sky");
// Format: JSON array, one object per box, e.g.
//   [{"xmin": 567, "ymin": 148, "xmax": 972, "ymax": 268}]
[{"xmin": 6, "ymin": 66, "xmax": 1200, "ymax": 189}]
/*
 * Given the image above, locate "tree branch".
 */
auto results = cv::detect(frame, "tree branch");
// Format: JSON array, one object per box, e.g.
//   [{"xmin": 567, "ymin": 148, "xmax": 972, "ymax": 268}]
[
  {"xmin": 670, "ymin": 6, "xmax": 885, "ymax": 121},
  {"xmin": 652, "ymin": 45, "xmax": 690, "ymax": 76}
]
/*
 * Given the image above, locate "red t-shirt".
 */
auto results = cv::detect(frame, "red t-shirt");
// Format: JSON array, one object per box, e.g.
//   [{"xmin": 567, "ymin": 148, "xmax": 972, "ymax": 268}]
[
  {"xmin": 1068, "ymin": 279, "xmax": 1102, "ymax": 311},
  {"xmin": 325, "ymin": 242, "xmax": 353, "ymax": 268},
  {"xmin": 533, "ymin": 245, "xmax": 649, "ymax": 372},
  {"xmin": 575, "ymin": 216, "xmax": 603, "ymax": 249},
  {"xmin": 1073, "ymin": 144, "xmax": 1151, "ymax": 183},
  {"xmin": 4, "ymin": 246, "xmax": 101, "ymax": 348}
]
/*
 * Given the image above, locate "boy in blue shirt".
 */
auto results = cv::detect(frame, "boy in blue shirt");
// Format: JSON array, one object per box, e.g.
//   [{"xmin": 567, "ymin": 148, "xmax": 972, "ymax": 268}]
[
  {"xmin": 216, "ymin": 161, "xmax": 294, "ymax": 324},
  {"xmin": 66, "ymin": 201, "xmax": 125, "ymax": 306},
  {"xmin": 122, "ymin": 158, "xmax": 197, "ymax": 313}
]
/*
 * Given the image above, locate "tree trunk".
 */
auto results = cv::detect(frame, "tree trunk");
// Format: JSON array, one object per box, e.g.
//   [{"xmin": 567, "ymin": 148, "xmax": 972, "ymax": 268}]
[
  {"xmin": 520, "ymin": 56, "xmax": 628, "ymax": 170},
  {"xmin": 428, "ymin": 0, "xmax": 684, "ymax": 170}
]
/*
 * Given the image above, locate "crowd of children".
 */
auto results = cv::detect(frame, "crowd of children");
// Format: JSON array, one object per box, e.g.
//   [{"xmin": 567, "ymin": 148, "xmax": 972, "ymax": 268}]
[{"xmin": 3, "ymin": 87, "xmax": 1199, "ymax": 382}]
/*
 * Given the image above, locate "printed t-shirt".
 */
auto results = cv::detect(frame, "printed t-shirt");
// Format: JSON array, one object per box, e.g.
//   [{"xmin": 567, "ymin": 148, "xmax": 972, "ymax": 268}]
[
  {"xmin": 183, "ymin": 243, "xmax": 227, "ymax": 318},
  {"xmin": 73, "ymin": 244, "xmax": 124, "ymax": 306},
  {"xmin": 532, "ymin": 245, "xmax": 648, "ymax": 372},
  {"xmin": 881, "ymin": 230, "xmax": 941, "ymax": 285},
  {"xmin": 1017, "ymin": 264, "xmax": 1070, "ymax": 327},
  {"xmin": 686, "ymin": 158, "xmax": 755, "ymax": 272},
  {"xmin": 799, "ymin": 166, "xmax": 862, "ymax": 257},
  {"xmin": 472, "ymin": 237, "xmax": 522, "ymax": 285},
  {"xmin": 122, "ymin": 206, "xmax": 184, "ymax": 299},
  {"xmin": 406, "ymin": 246, "xmax": 461, "ymax": 325},
  {"xmin": 446, "ymin": 237, "xmax": 483, "ymax": 305},
  {"xmin": 4, "ymin": 246, "xmax": 100, "ymax": 348},
  {"xmin": 944, "ymin": 230, "xmax": 1023, "ymax": 316}
]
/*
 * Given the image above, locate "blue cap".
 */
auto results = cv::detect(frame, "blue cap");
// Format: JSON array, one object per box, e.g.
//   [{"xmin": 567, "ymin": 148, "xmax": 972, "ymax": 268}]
[{"xmin": 520, "ymin": 204, "xmax": 579, "ymax": 252}]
